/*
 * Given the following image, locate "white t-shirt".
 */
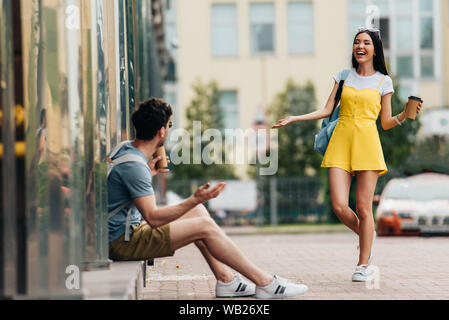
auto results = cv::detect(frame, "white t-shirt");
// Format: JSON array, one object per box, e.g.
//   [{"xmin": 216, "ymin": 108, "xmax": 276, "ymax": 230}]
[{"xmin": 334, "ymin": 68, "xmax": 394, "ymax": 97}]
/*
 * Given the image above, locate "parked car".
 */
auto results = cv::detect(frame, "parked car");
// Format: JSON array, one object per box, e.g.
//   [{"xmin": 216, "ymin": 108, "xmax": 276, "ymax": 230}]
[{"xmin": 375, "ymin": 173, "xmax": 449, "ymax": 236}]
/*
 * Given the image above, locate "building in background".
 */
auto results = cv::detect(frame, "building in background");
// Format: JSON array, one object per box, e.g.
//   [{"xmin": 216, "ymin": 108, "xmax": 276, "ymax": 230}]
[
  {"xmin": 164, "ymin": 0, "xmax": 179, "ymax": 129},
  {"xmin": 443, "ymin": 0, "xmax": 449, "ymax": 106},
  {"xmin": 174, "ymin": 0, "xmax": 448, "ymax": 176}
]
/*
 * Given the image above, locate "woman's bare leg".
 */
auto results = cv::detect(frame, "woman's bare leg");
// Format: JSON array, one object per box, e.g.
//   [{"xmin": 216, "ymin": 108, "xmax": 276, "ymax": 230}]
[
  {"xmin": 329, "ymin": 168, "xmax": 360, "ymax": 234},
  {"xmin": 355, "ymin": 170, "xmax": 379, "ymax": 266}
]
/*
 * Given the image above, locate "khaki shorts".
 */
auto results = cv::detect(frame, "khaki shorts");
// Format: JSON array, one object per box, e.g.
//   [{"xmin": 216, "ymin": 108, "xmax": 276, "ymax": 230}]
[{"xmin": 109, "ymin": 221, "xmax": 175, "ymax": 261}]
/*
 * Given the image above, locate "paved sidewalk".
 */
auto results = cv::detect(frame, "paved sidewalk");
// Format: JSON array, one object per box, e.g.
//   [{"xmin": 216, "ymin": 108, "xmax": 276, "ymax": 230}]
[{"xmin": 143, "ymin": 232, "xmax": 449, "ymax": 300}]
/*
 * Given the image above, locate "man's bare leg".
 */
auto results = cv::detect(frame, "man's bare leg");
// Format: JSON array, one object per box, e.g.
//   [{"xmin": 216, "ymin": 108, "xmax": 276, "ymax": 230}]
[
  {"xmin": 177, "ymin": 205, "xmax": 234, "ymax": 283},
  {"xmin": 169, "ymin": 216, "xmax": 273, "ymax": 287}
]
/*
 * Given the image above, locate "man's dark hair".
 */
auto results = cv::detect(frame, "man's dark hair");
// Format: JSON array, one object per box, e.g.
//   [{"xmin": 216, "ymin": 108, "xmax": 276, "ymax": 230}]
[{"xmin": 132, "ymin": 98, "xmax": 173, "ymax": 140}]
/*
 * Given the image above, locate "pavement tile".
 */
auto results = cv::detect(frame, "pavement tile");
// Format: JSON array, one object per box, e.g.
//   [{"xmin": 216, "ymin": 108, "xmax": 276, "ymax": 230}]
[{"xmin": 143, "ymin": 232, "xmax": 449, "ymax": 300}]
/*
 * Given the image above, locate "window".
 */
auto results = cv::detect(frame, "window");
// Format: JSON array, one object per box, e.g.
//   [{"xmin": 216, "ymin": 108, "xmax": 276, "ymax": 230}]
[
  {"xmin": 396, "ymin": 0, "xmax": 413, "ymax": 14},
  {"xmin": 420, "ymin": 17, "xmax": 433, "ymax": 49},
  {"xmin": 379, "ymin": 17, "xmax": 390, "ymax": 49},
  {"xmin": 287, "ymin": 2, "xmax": 314, "ymax": 55},
  {"xmin": 420, "ymin": 55, "xmax": 434, "ymax": 77},
  {"xmin": 211, "ymin": 4, "xmax": 238, "ymax": 57},
  {"xmin": 250, "ymin": 3, "xmax": 275, "ymax": 55},
  {"xmin": 418, "ymin": 0, "xmax": 435, "ymax": 78},
  {"xmin": 165, "ymin": 0, "xmax": 178, "ymax": 58},
  {"xmin": 165, "ymin": 0, "xmax": 178, "ymax": 82},
  {"xmin": 396, "ymin": 18, "xmax": 413, "ymax": 51},
  {"xmin": 419, "ymin": 0, "xmax": 433, "ymax": 11},
  {"xmin": 396, "ymin": 56, "xmax": 413, "ymax": 77},
  {"xmin": 219, "ymin": 91, "xmax": 239, "ymax": 129},
  {"xmin": 348, "ymin": 0, "xmax": 438, "ymax": 81},
  {"xmin": 164, "ymin": 83, "xmax": 178, "ymax": 128}
]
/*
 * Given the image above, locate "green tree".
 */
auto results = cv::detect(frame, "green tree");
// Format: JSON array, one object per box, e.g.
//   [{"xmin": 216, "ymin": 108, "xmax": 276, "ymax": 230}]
[
  {"xmin": 248, "ymin": 79, "xmax": 322, "ymax": 178},
  {"xmin": 401, "ymin": 135, "xmax": 449, "ymax": 175},
  {"xmin": 377, "ymin": 79, "xmax": 421, "ymax": 168},
  {"xmin": 169, "ymin": 79, "xmax": 236, "ymax": 181},
  {"xmin": 246, "ymin": 80, "xmax": 325, "ymax": 225}
]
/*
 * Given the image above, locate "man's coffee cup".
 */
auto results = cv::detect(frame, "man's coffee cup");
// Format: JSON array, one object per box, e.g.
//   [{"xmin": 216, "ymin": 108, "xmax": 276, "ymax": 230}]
[
  {"xmin": 154, "ymin": 146, "xmax": 168, "ymax": 169},
  {"xmin": 405, "ymin": 96, "xmax": 423, "ymax": 120}
]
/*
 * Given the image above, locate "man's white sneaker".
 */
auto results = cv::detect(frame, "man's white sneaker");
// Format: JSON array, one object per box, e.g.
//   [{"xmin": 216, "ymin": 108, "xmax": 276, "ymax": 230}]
[
  {"xmin": 255, "ymin": 275, "xmax": 308, "ymax": 299},
  {"xmin": 352, "ymin": 265, "xmax": 373, "ymax": 282},
  {"xmin": 216, "ymin": 274, "xmax": 255, "ymax": 298}
]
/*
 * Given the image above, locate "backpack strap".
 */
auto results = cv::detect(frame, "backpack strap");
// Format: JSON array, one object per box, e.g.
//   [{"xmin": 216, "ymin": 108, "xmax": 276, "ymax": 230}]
[
  {"xmin": 107, "ymin": 201, "xmax": 132, "ymax": 220},
  {"xmin": 108, "ymin": 201, "xmax": 133, "ymax": 242},
  {"xmin": 108, "ymin": 140, "xmax": 132, "ymax": 160},
  {"xmin": 330, "ymin": 69, "xmax": 351, "ymax": 118},
  {"xmin": 107, "ymin": 154, "xmax": 150, "ymax": 177},
  {"xmin": 107, "ymin": 142, "xmax": 151, "ymax": 242},
  {"xmin": 341, "ymin": 69, "xmax": 351, "ymax": 81}
]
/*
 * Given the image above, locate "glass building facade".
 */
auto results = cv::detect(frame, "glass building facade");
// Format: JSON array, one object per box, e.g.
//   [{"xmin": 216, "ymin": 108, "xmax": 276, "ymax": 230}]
[{"xmin": 0, "ymin": 0, "xmax": 166, "ymax": 299}]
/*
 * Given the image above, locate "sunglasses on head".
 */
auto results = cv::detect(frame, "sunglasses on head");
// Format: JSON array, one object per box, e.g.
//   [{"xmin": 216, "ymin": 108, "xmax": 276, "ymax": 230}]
[{"xmin": 358, "ymin": 27, "xmax": 381, "ymax": 39}]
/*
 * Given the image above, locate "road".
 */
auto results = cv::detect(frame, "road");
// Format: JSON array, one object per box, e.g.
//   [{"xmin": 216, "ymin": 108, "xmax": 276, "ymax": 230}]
[{"xmin": 143, "ymin": 231, "xmax": 449, "ymax": 300}]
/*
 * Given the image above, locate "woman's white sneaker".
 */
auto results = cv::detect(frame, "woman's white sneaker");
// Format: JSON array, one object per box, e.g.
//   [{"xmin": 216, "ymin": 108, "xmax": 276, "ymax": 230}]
[
  {"xmin": 352, "ymin": 265, "xmax": 373, "ymax": 282},
  {"xmin": 255, "ymin": 275, "xmax": 308, "ymax": 299},
  {"xmin": 216, "ymin": 273, "xmax": 255, "ymax": 298}
]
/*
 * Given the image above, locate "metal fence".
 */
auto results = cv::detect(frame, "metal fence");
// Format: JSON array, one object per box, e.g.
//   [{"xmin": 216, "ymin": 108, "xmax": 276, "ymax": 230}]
[
  {"xmin": 166, "ymin": 176, "xmax": 328, "ymax": 227},
  {"xmin": 165, "ymin": 170, "xmax": 413, "ymax": 227}
]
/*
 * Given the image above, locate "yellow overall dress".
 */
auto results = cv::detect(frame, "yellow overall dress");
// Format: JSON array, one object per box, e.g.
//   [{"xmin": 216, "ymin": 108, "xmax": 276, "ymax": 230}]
[{"xmin": 321, "ymin": 75, "xmax": 388, "ymax": 176}]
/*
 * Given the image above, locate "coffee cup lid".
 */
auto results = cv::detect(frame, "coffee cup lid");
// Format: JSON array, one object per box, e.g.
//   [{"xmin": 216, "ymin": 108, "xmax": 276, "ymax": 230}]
[{"xmin": 408, "ymin": 96, "xmax": 423, "ymax": 102}]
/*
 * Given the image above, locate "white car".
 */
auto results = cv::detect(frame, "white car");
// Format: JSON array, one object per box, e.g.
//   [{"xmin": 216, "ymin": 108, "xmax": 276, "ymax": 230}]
[{"xmin": 375, "ymin": 173, "xmax": 449, "ymax": 236}]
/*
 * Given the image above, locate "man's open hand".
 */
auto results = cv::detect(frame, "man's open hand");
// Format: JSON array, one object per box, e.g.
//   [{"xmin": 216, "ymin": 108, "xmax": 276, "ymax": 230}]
[{"xmin": 192, "ymin": 182, "xmax": 226, "ymax": 204}]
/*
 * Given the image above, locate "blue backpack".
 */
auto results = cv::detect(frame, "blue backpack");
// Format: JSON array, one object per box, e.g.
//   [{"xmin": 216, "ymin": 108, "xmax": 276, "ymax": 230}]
[{"xmin": 314, "ymin": 69, "xmax": 350, "ymax": 156}]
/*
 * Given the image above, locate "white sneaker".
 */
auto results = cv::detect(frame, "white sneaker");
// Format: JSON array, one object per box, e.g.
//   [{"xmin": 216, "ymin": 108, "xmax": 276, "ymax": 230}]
[
  {"xmin": 255, "ymin": 275, "xmax": 308, "ymax": 299},
  {"xmin": 352, "ymin": 265, "xmax": 373, "ymax": 282},
  {"xmin": 216, "ymin": 274, "xmax": 255, "ymax": 298}
]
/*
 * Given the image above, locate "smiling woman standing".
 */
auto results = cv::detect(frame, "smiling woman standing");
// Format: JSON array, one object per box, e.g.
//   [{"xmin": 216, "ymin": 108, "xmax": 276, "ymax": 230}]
[{"xmin": 273, "ymin": 29, "xmax": 423, "ymax": 282}]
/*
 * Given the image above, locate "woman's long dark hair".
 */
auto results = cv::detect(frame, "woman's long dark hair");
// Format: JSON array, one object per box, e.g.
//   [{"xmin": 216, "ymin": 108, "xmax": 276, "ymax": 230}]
[{"xmin": 352, "ymin": 30, "xmax": 389, "ymax": 76}]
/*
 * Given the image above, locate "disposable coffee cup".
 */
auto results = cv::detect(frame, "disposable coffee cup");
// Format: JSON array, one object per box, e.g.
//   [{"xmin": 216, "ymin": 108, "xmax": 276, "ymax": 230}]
[
  {"xmin": 405, "ymin": 96, "xmax": 423, "ymax": 120},
  {"xmin": 154, "ymin": 146, "xmax": 168, "ymax": 169}
]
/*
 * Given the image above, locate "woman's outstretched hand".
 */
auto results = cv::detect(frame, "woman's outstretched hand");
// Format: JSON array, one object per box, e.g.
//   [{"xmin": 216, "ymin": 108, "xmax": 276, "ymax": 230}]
[{"xmin": 272, "ymin": 116, "xmax": 296, "ymax": 129}]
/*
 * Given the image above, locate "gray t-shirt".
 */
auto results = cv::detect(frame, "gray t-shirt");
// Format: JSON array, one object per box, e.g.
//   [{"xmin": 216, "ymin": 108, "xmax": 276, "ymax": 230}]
[{"xmin": 108, "ymin": 142, "xmax": 154, "ymax": 242}]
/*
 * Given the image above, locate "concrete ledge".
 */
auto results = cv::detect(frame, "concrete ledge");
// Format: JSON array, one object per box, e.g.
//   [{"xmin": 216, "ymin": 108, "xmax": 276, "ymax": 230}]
[{"xmin": 82, "ymin": 261, "xmax": 145, "ymax": 300}]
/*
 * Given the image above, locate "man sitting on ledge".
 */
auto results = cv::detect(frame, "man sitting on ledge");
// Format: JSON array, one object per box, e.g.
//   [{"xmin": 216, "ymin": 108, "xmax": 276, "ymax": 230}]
[{"xmin": 107, "ymin": 97, "xmax": 308, "ymax": 299}]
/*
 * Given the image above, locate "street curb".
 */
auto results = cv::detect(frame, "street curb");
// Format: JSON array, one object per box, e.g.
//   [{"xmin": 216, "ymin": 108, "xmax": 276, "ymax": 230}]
[{"xmin": 222, "ymin": 225, "xmax": 352, "ymax": 236}]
